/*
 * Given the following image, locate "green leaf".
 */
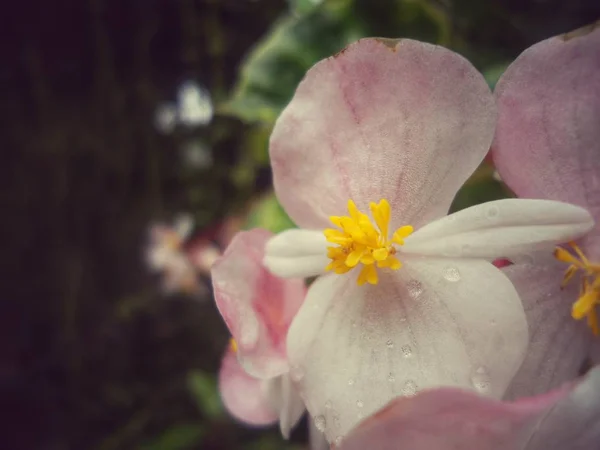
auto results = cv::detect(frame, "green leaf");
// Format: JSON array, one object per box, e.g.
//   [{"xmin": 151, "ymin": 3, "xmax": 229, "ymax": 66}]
[
  {"xmin": 482, "ymin": 62, "xmax": 510, "ymax": 90},
  {"xmin": 288, "ymin": 0, "xmax": 325, "ymax": 16},
  {"xmin": 140, "ymin": 424, "xmax": 204, "ymax": 450},
  {"xmin": 186, "ymin": 371, "xmax": 224, "ymax": 419},
  {"xmin": 244, "ymin": 193, "xmax": 296, "ymax": 234},
  {"xmin": 220, "ymin": 0, "xmax": 363, "ymax": 124},
  {"xmin": 450, "ymin": 165, "xmax": 512, "ymax": 213}
]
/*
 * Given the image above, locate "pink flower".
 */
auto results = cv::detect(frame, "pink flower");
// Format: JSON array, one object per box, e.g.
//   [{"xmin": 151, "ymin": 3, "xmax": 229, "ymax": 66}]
[
  {"xmin": 258, "ymin": 38, "xmax": 593, "ymax": 442},
  {"xmin": 492, "ymin": 23, "xmax": 600, "ymax": 399},
  {"xmin": 146, "ymin": 215, "xmax": 204, "ymax": 295},
  {"xmin": 212, "ymin": 229, "xmax": 307, "ymax": 437},
  {"xmin": 338, "ymin": 365, "xmax": 600, "ymax": 450}
]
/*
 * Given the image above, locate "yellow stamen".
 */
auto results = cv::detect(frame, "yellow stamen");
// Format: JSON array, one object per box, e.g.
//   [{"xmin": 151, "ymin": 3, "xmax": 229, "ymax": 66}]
[
  {"xmin": 229, "ymin": 338, "xmax": 238, "ymax": 353},
  {"xmin": 324, "ymin": 199, "xmax": 413, "ymax": 285},
  {"xmin": 555, "ymin": 242, "xmax": 600, "ymax": 336}
]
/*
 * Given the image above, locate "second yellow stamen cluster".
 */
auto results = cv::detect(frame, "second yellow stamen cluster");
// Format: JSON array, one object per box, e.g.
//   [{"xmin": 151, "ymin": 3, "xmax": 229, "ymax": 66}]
[
  {"xmin": 555, "ymin": 242, "xmax": 600, "ymax": 335},
  {"xmin": 324, "ymin": 199, "xmax": 413, "ymax": 286}
]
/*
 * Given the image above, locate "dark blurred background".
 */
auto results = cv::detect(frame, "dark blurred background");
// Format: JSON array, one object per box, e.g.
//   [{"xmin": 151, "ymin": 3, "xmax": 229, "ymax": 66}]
[{"xmin": 2, "ymin": 1, "xmax": 599, "ymax": 449}]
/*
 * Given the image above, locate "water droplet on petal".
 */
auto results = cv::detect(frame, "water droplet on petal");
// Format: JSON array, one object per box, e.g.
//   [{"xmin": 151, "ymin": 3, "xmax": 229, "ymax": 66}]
[
  {"xmin": 325, "ymin": 400, "xmax": 332, "ymax": 409},
  {"xmin": 348, "ymin": 378, "xmax": 355, "ymax": 386},
  {"xmin": 388, "ymin": 373, "xmax": 395, "ymax": 382},
  {"xmin": 401, "ymin": 345, "xmax": 412, "ymax": 357},
  {"xmin": 356, "ymin": 400, "xmax": 364, "ymax": 408},
  {"xmin": 471, "ymin": 366, "xmax": 491, "ymax": 393},
  {"xmin": 407, "ymin": 279, "xmax": 423, "ymax": 298},
  {"xmin": 402, "ymin": 380, "xmax": 418, "ymax": 396},
  {"xmin": 335, "ymin": 436, "xmax": 343, "ymax": 446},
  {"xmin": 314, "ymin": 415, "xmax": 326, "ymax": 432},
  {"xmin": 490, "ymin": 319, "xmax": 497, "ymax": 326},
  {"xmin": 486, "ymin": 205, "xmax": 500, "ymax": 219},
  {"xmin": 443, "ymin": 266, "xmax": 461, "ymax": 282},
  {"xmin": 386, "ymin": 339, "xmax": 394, "ymax": 349}
]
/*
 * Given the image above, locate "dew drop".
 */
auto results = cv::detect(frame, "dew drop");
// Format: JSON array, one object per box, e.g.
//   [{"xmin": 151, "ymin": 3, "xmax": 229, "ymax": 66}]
[
  {"xmin": 401, "ymin": 344, "xmax": 412, "ymax": 357},
  {"xmin": 348, "ymin": 378, "xmax": 355, "ymax": 386},
  {"xmin": 490, "ymin": 319, "xmax": 497, "ymax": 326},
  {"xmin": 356, "ymin": 399, "xmax": 364, "ymax": 408},
  {"xmin": 443, "ymin": 266, "xmax": 461, "ymax": 282},
  {"xmin": 387, "ymin": 372, "xmax": 395, "ymax": 382},
  {"xmin": 334, "ymin": 436, "xmax": 343, "ymax": 446},
  {"xmin": 407, "ymin": 279, "xmax": 423, "ymax": 298},
  {"xmin": 471, "ymin": 366, "xmax": 491, "ymax": 393},
  {"xmin": 386, "ymin": 339, "xmax": 394, "ymax": 349},
  {"xmin": 314, "ymin": 415, "xmax": 326, "ymax": 432},
  {"xmin": 486, "ymin": 205, "xmax": 500, "ymax": 219},
  {"xmin": 325, "ymin": 400, "xmax": 332, "ymax": 409},
  {"xmin": 290, "ymin": 366, "xmax": 304, "ymax": 382},
  {"xmin": 402, "ymin": 380, "xmax": 418, "ymax": 396}
]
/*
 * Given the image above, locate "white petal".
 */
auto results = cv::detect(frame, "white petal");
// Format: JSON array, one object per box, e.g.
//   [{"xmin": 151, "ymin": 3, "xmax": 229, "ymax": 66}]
[
  {"xmin": 503, "ymin": 262, "xmax": 591, "ymax": 399},
  {"xmin": 287, "ymin": 260, "xmax": 528, "ymax": 442},
  {"xmin": 264, "ymin": 373, "xmax": 305, "ymax": 439},
  {"xmin": 403, "ymin": 199, "xmax": 594, "ymax": 259},
  {"xmin": 264, "ymin": 229, "xmax": 329, "ymax": 278}
]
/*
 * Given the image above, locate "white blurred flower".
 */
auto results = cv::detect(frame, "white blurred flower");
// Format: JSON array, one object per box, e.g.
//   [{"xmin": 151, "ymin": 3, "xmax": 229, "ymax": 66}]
[{"xmin": 177, "ymin": 81, "xmax": 213, "ymax": 127}]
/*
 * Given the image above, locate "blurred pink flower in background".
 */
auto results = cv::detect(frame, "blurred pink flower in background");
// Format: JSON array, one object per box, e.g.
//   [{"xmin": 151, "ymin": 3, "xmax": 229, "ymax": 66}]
[
  {"xmin": 259, "ymin": 37, "xmax": 593, "ymax": 442},
  {"xmin": 212, "ymin": 229, "xmax": 307, "ymax": 438},
  {"xmin": 145, "ymin": 214, "xmax": 242, "ymax": 296},
  {"xmin": 492, "ymin": 22, "xmax": 600, "ymax": 400}
]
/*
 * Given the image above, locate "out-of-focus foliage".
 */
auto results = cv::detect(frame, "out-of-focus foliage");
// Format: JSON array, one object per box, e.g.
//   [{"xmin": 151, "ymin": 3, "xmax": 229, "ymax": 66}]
[
  {"xmin": 141, "ymin": 425, "xmax": 205, "ymax": 450},
  {"xmin": 187, "ymin": 371, "xmax": 224, "ymax": 420},
  {"xmin": 244, "ymin": 193, "xmax": 297, "ymax": 234},
  {"xmin": 222, "ymin": 0, "xmax": 450, "ymax": 126}
]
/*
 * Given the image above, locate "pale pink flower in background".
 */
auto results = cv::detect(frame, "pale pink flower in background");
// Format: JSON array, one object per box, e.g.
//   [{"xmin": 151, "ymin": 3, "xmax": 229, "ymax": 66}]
[
  {"xmin": 212, "ymin": 229, "xmax": 307, "ymax": 438},
  {"xmin": 146, "ymin": 214, "xmax": 204, "ymax": 295},
  {"xmin": 337, "ymin": 365, "xmax": 600, "ymax": 450},
  {"xmin": 257, "ymin": 37, "xmax": 594, "ymax": 441},
  {"xmin": 492, "ymin": 23, "xmax": 600, "ymax": 399}
]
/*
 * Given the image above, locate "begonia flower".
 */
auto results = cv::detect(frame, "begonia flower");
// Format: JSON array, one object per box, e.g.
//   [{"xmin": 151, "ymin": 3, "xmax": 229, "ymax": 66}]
[
  {"xmin": 258, "ymin": 38, "xmax": 594, "ymax": 441},
  {"xmin": 337, "ymin": 365, "xmax": 600, "ymax": 450},
  {"xmin": 146, "ymin": 214, "xmax": 203, "ymax": 295},
  {"xmin": 492, "ymin": 22, "xmax": 600, "ymax": 398},
  {"xmin": 212, "ymin": 229, "xmax": 306, "ymax": 437}
]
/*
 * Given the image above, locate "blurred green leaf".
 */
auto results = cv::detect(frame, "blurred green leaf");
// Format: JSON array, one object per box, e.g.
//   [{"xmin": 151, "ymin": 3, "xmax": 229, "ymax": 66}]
[
  {"xmin": 483, "ymin": 61, "xmax": 511, "ymax": 90},
  {"xmin": 244, "ymin": 193, "xmax": 296, "ymax": 233},
  {"xmin": 220, "ymin": 0, "xmax": 363, "ymax": 124},
  {"xmin": 140, "ymin": 424, "xmax": 204, "ymax": 450},
  {"xmin": 450, "ymin": 165, "xmax": 512, "ymax": 213},
  {"xmin": 187, "ymin": 371, "xmax": 224, "ymax": 419},
  {"xmin": 288, "ymin": 0, "xmax": 325, "ymax": 16}
]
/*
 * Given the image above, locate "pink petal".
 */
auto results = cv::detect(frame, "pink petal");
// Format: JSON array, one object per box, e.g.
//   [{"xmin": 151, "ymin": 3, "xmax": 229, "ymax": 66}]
[
  {"xmin": 502, "ymin": 261, "xmax": 591, "ymax": 399},
  {"xmin": 218, "ymin": 348, "xmax": 279, "ymax": 426},
  {"xmin": 493, "ymin": 24, "xmax": 600, "ymax": 254},
  {"xmin": 212, "ymin": 229, "xmax": 306, "ymax": 378},
  {"xmin": 339, "ymin": 366, "xmax": 600, "ymax": 450},
  {"xmin": 270, "ymin": 38, "xmax": 496, "ymax": 230},
  {"xmin": 286, "ymin": 259, "xmax": 527, "ymax": 442}
]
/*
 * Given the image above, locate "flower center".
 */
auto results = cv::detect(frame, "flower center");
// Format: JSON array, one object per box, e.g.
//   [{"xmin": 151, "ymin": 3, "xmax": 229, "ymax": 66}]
[
  {"xmin": 323, "ymin": 199, "xmax": 413, "ymax": 286},
  {"xmin": 554, "ymin": 242, "xmax": 600, "ymax": 335}
]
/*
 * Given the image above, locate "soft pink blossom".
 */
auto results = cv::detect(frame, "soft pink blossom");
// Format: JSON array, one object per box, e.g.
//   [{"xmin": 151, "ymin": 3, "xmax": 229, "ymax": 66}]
[
  {"xmin": 260, "ymin": 37, "xmax": 593, "ymax": 442},
  {"xmin": 492, "ymin": 23, "xmax": 600, "ymax": 397},
  {"xmin": 212, "ymin": 229, "xmax": 307, "ymax": 437},
  {"xmin": 338, "ymin": 365, "xmax": 600, "ymax": 450}
]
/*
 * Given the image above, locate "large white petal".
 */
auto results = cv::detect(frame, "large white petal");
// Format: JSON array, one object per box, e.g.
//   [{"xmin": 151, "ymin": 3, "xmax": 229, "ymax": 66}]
[
  {"xmin": 287, "ymin": 258, "xmax": 528, "ymax": 442},
  {"xmin": 264, "ymin": 229, "xmax": 329, "ymax": 278},
  {"xmin": 403, "ymin": 199, "xmax": 594, "ymax": 259}
]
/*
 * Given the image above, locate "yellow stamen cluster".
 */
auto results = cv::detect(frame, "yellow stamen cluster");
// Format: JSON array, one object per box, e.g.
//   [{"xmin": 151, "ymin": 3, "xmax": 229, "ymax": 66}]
[
  {"xmin": 555, "ymin": 242, "xmax": 600, "ymax": 335},
  {"xmin": 324, "ymin": 199, "xmax": 413, "ymax": 286}
]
